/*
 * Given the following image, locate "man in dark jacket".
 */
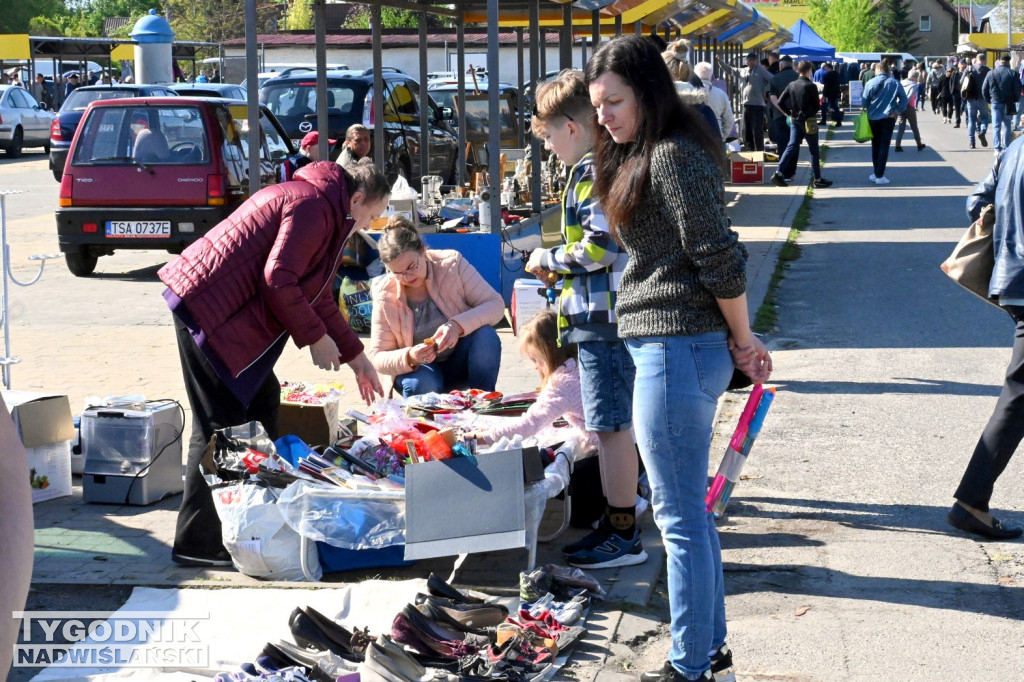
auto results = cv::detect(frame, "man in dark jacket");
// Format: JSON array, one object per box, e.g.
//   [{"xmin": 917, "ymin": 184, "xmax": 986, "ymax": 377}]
[
  {"xmin": 820, "ymin": 63, "xmax": 843, "ymax": 126},
  {"xmin": 965, "ymin": 54, "xmax": 991, "ymax": 149},
  {"xmin": 770, "ymin": 61, "xmax": 833, "ymax": 189},
  {"xmin": 983, "ymin": 55, "xmax": 1022, "ymax": 153},
  {"xmin": 951, "ymin": 61, "xmax": 966, "ymax": 128},
  {"xmin": 949, "ymin": 134, "xmax": 1024, "ymax": 541},
  {"xmin": 159, "ymin": 161, "xmax": 388, "ymax": 566},
  {"xmin": 768, "ymin": 56, "xmax": 799, "ymax": 154}
]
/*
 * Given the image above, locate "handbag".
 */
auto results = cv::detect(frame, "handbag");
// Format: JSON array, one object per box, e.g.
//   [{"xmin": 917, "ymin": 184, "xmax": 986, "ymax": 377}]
[
  {"xmin": 803, "ymin": 118, "xmax": 819, "ymax": 135},
  {"xmin": 940, "ymin": 204, "xmax": 1004, "ymax": 311},
  {"xmin": 853, "ymin": 111, "xmax": 872, "ymax": 143}
]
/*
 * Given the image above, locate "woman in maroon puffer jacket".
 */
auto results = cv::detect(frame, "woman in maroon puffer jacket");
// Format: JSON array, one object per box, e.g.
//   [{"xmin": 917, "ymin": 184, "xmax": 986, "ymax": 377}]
[{"xmin": 159, "ymin": 160, "xmax": 390, "ymax": 567}]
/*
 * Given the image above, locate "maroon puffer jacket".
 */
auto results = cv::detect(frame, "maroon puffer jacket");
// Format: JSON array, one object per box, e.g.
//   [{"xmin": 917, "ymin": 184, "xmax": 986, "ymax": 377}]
[{"xmin": 159, "ymin": 162, "xmax": 363, "ymax": 378}]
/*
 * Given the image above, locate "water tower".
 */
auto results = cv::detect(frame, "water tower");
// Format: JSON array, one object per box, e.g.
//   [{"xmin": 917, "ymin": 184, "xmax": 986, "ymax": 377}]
[{"xmin": 131, "ymin": 9, "xmax": 175, "ymax": 84}]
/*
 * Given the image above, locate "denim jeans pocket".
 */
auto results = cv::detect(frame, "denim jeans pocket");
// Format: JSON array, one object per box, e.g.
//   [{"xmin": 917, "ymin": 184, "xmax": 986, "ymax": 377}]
[{"xmin": 691, "ymin": 340, "xmax": 732, "ymax": 400}]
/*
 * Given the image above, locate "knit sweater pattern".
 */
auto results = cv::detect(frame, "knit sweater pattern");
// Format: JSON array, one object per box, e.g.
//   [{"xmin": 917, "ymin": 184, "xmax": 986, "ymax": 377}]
[{"xmin": 616, "ymin": 133, "xmax": 747, "ymax": 338}]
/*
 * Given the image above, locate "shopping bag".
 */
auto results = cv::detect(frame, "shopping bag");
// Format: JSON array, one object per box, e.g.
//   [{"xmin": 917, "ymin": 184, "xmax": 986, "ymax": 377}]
[
  {"xmin": 941, "ymin": 204, "xmax": 1006, "ymax": 312},
  {"xmin": 853, "ymin": 111, "xmax": 872, "ymax": 143}
]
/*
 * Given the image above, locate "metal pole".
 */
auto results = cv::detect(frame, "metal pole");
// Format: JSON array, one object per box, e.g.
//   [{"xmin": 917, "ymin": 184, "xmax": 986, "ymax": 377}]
[
  {"xmin": 529, "ymin": 0, "xmax": 542, "ymax": 214},
  {"xmin": 0, "ymin": 193, "xmax": 11, "ymax": 389},
  {"xmin": 419, "ymin": 8, "xmax": 429, "ymax": 183},
  {"xmin": 314, "ymin": 0, "xmax": 329, "ymax": 163},
  {"xmin": 517, "ymin": 28, "xmax": 526, "ymax": 148},
  {"xmin": 540, "ymin": 29, "xmax": 547, "ymax": 77},
  {"xmin": 457, "ymin": 13, "xmax": 466, "ymax": 187},
  {"xmin": 372, "ymin": 5, "xmax": 385, "ymax": 171},
  {"xmin": 635, "ymin": 21, "xmax": 642, "ymax": 37},
  {"xmin": 561, "ymin": 4, "xmax": 573, "ymax": 69},
  {"xmin": 592, "ymin": 10, "xmax": 601, "ymax": 50},
  {"xmin": 615, "ymin": 15, "xmax": 623, "ymax": 37},
  {"xmin": 244, "ymin": 0, "xmax": 260, "ymax": 196},
  {"xmin": 487, "ymin": 0, "xmax": 501, "ymax": 231}
]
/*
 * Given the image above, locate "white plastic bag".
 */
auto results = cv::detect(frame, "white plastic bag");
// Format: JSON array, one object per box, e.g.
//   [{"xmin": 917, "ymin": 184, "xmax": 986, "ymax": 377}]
[
  {"xmin": 390, "ymin": 174, "xmax": 418, "ymax": 200},
  {"xmin": 211, "ymin": 481, "xmax": 321, "ymax": 581}
]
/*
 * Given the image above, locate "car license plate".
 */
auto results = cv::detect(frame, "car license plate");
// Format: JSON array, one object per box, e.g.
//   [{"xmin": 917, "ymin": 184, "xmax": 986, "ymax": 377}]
[{"xmin": 105, "ymin": 221, "xmax": 171, "ymax": 238}]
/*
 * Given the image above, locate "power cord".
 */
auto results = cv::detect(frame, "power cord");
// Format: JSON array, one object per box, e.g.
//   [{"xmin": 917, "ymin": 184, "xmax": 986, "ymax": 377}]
[{"xmin": 119, "ymin": 399, "xmax": 185, "ymax": 506}]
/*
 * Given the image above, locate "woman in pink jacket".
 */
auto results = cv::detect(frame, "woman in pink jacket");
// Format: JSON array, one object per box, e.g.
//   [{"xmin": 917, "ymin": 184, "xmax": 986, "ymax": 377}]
[{"xmin": 369, "ymin": 217, "xmax": 505, "ymax": 397}]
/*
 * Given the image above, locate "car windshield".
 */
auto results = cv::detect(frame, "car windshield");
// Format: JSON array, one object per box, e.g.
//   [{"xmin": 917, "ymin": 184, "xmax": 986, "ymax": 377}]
[
  {"xmin": 73, "ymin": 106, "xmax": 210, "ymax": 166},
  {"xmin": 61, "ymin": 89, "xmax": 137, "ymax": 112},
  {"xmin": 260, "ymin": 81, "xmax": 362, "ymax": 118}
]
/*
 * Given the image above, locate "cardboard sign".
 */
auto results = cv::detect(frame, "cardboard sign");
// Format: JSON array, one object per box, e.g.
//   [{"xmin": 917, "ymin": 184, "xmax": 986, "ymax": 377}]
[{"xmin": 729, "ymin": 151, "xmax": 765, "ymax": 184}]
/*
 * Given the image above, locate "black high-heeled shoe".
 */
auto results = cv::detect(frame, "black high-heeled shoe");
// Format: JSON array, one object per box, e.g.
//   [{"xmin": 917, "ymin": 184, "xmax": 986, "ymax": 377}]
[
  {"xmin": 414, "ymin": 600, "xmax": 494, "ymax": 636},
  {"xmin": 288, "ymin": 606, "xmax": 368, "ymax": 662},
  {"xmin": 427, "ymin": 573, "xmax": 484, "ymax": 605},
  {"xmin": 414, "ymin": 594, "xmax": 508, "ymax": 627}
]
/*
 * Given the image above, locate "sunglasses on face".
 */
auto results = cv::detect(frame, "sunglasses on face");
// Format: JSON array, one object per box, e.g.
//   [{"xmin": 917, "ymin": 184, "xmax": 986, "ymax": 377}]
[{"xmin": 531, "ymin": 104, "xmax": 574, "ymax": 122}]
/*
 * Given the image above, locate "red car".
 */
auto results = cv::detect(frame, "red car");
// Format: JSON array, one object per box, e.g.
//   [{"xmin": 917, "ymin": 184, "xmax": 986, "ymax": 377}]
[{"xmin": 56, "ymin": 96, "xmax": 294, "ymax": 276}]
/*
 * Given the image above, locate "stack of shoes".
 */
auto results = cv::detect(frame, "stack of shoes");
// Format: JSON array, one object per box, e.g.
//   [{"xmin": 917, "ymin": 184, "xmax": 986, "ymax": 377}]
[
  {"xmin": 359, "ymin": 634, "xmax": 460, "ymax": 682},
  {"xmin": 521, "ymin": 592, "xmax": 588, "ymax": 626},
  {"xmin": 248, "ymin": 640, "xmax": 350, "ymax": 682}
]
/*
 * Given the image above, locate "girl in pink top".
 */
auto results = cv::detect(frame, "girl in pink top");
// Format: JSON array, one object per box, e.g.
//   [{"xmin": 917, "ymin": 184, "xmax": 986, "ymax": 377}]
[{"xmin": 473, "ymin": 311, "xmax": 598, "ymax": 452}]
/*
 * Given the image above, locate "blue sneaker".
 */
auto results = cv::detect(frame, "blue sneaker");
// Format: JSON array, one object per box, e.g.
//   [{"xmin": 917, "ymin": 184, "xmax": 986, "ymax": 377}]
[{"xmin": 565, "ymin": 528, "xmax": 647, "ymax": 569}]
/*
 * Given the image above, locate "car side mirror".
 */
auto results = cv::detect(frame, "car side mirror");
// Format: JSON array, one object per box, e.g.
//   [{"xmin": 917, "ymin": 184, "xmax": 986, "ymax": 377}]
[{"xmin": 440, "ymin": 106, "xmax": 454, "ymax": 121}]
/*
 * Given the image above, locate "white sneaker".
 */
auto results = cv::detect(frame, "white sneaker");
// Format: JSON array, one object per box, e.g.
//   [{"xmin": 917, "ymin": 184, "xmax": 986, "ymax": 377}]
[
  {"xmin": 874, "ymin": 176, "xmax": 890, "ymax": 185},
  {"xmin": 868, "ymin": 174, "xmax": 877, "ymax": 182}
]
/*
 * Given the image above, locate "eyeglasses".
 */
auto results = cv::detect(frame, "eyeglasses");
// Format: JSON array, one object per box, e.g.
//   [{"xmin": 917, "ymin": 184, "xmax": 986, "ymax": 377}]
[
  {"xmin": 531, "ymin": 104, "xmax": 573, "ymax": 122},
  {"xmin": 386, "ymin": 255, "xmax": 421, "ymax": 279}
]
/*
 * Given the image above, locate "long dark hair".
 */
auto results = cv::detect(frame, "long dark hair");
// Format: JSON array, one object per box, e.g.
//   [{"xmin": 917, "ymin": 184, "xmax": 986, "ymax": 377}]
[{"xmin": 584, "ymin": 35, "xmax": 727, "ymax": 238}]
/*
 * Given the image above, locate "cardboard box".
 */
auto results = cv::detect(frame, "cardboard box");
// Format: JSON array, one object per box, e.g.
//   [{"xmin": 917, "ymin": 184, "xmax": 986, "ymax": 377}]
[
  {"xmin": 387, "ymin": 198, "xmax": 418, "ymax": 222},
  {"xmin": 404, "ymin": 449, "xmax": 526, "ymax": 560},
  {"xmin": 278, "ymin": 397, "xmax": 342, "ymax": 449},
  {"xmin": 729, "ymin": 151, "xmax": 765, "ymax": 184},
  {"xmin": 512, "ymin": 278, "xmax": 560, "ymax": 335},
  {"xmin": 3, "ymin": 391, "xmax": 76, "ymax": 504}
]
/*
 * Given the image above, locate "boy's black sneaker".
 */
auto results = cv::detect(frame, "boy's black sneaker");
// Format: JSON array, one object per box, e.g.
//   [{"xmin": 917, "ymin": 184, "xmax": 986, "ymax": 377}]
[
  {"xmin": 711, "ymin": 644, "xmax": 734, "ymax": 674},
  {"xmin": 640, "ymin": 662, "xmax": 715, "ymax": 682},
  {"xmin": 979, "ymin": 132, "xmax": 988, "ymax": 147},
  {"xmin": 770, "ymin": 172, "xmax": 788, "ymax": 187},
  {"xmin": 813, "ymin": 178, "xmax": 833, "ymax": 189}
]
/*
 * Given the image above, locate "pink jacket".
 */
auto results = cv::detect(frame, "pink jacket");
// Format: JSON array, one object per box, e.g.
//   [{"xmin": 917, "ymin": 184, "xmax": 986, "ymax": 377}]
[
  {"xmin": 483, "ymin": 359, "xmax": 599, "ymax": 452},
  {"xmin": 368, "ymin": 249, "xmax": 505, "ymax": 377}
]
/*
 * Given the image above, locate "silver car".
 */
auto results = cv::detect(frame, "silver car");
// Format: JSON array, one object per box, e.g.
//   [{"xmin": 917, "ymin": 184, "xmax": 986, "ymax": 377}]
[{"xmin": 0, "ymin": 85, "xmax": 55, "ymax": 157}]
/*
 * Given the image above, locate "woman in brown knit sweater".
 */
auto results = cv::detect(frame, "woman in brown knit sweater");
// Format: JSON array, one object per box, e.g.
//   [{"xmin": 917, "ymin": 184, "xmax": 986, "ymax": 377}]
[{"xmin": 585, "ymin": 36, "xmax": 772, "ymax": 682}]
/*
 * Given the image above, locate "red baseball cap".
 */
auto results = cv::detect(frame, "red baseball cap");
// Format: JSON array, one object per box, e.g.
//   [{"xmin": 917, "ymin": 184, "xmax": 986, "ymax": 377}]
[{"xmin": 301, "ymin": 131, "xmax": 337, "ymax": 149}]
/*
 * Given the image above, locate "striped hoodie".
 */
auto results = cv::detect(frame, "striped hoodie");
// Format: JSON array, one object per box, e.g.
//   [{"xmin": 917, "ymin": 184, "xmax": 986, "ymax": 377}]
[{"xmin": 537, "ymin": 151, "xmax": 627, "ymax": 344}]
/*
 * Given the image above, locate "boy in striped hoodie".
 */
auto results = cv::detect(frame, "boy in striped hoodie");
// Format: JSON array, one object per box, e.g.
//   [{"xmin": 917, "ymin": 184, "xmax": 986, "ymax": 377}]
[{"xmin": 525, "ymin": 70, "xmax": 646, "ymax": 569}]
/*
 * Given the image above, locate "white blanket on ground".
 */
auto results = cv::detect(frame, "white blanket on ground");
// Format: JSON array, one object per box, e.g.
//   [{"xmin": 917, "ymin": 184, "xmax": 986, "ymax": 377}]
[{"xmin": 30, "ymin": 580, "xmax": 425, "ymax": 681}]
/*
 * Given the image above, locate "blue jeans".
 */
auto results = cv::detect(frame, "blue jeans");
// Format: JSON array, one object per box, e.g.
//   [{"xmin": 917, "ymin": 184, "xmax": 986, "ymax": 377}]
[
  {"xmin": 868, "ymin": 117, "xmax": 896, "ymax": 178},
  {"xmin": 626, "ymin": 331, "xmax": 733, "ymax": 678},
  {"xmin": 967, "ymin": 98, "xmax": 990, "ymax": 143},
  {"xmin": 577, "ymin": 340, "xmax": 635, "ymax": 432},
  {"xmin": 991, "ymin": 102, "xmax": 1013, "ymax": 151},
  {"xmin": 820, "ymin": 96, "xmax": 841, "ymax": 124},
  {"xmin": 778, "ymin": 121, "xmax": 821, "ymax": 180},
  {"xmin": 394, "ymin": 326, "xmax": 501, "ymax": 397}
]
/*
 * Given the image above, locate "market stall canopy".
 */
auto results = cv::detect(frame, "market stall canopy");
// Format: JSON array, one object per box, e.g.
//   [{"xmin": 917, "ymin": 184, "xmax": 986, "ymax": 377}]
[{"xmin": 777, "ymin": 19, "xmax": 835, "ymax": 60}]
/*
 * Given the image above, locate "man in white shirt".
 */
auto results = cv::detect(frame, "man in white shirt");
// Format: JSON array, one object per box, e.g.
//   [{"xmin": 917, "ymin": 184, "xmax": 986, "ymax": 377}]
[{"xmin": 694, "ymin": 61, "xmax": 735, "ymax": 141}]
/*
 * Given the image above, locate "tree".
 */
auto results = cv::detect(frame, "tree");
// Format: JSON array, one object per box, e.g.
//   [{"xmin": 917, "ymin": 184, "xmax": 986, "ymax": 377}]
[
  {"xmin": 342, "ymin": 4, "xmax": 447, "ymax": 29},
  {"xmin": 878, "ymin": 0, "xmax": 921, "ymax": 52},
  {"xmin": 164, "ymin": 0, "xmax": 277, "ymax": 53},
  {"xmin": 1, "ymin": 0, "xmax": 64, "ymax": 33},
  {"xmin": 808, "ymin": 0, "xmax": 881, "ymax": 52},
  {"xmin": 284, "ymin": 0, "xmax": 313, "ymax": 30}
]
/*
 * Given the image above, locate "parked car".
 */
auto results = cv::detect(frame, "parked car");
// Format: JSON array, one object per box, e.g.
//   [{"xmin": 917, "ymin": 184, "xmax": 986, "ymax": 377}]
[
  {"xmin": 427, "ymin": 78, "xmax": 523, "ymax": 148},
  {"xmin": 56, "ymin": 97, "xmax": 295, "ymax": 276},
  {"xmin": 0, "ymin": 85, "xmax": 55, "ymax": 157},
  {"xmin": 170, "ymin": 83, "xmax": 247, "ymax": 100},
  {"xmin": 259, "ymin": 68, "xmax": 458, "ymax": 187},
  {"xmin": 49, "ymin": 84, "xmax": 179, "ymax": 181}
]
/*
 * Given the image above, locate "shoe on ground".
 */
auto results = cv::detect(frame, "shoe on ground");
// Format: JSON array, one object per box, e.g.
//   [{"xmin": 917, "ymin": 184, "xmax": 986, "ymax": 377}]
[
  {"xmin": 874, "ymin": 176, "xmax": 890, "ymax": 185},
  {"xmin": 894, "ymin": 145, "xmax": 903, "ymax": 152},
  {"xmin": 917, "ymin": 142, "xmax": 926, "ymax": 151},
  {"xmin": 711, "ymin": 644, "xmax": 734, "ymax": 674},
  {"xmin": 640, "ymin": 661, "xmax": 716, "ymax": 682},
  {"xmin": 868, "ymin": 174, "xmax": 877, "ymax": 183},
  {"xmin": 562, "ymin": 517, "xmax": 618, "ymax": 555},
  {"xmin": 954, "ymin": 124, "xmax": 961, "ymax": 128},
  {"xmin": 770, "ymin": 172, "xmax": 788, "ymax": 187},
  {"xmin": 171, "ymin": 549, "xmax": 232, "ymax": 567},
  {"xmin": 947, "ymin": 503, "xmax": 1022, "ymax": 540},
  {"xmin": 979, "ymin": 132, "xmax": 988, "ymax": 147},
  {"xmin": 970, "ymin": 143, "xmax": 976, "ymax": 149},
  {"xmin": 813, "ymin": 178, "xmax": 833, "ymax": 188},
  {"xmin": 566, "ymin": 528, "xmax": 647, "ymax": 569}
]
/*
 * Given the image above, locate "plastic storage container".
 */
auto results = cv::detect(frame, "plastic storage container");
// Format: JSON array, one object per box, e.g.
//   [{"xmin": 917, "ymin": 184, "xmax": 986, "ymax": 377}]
[{"xmin": 82, "ymin": 400, "xmax": 184, "ymax": 505}]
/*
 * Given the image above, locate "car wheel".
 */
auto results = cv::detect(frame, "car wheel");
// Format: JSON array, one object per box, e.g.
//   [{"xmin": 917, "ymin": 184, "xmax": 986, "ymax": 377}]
[
  {"xmin": 51, "ymin": 164, "xmax": 62, "ymax": 182},
  {"xmin": 6, "ymin": 128, "xmax": 23, "ymax": 158},
  {"xmin": 44, "ymin": 142, "xmax": 50, "ymax": 155},
  {"xmin": 64, "ymin": 251, "xmax": 98, "ymax": 277}
]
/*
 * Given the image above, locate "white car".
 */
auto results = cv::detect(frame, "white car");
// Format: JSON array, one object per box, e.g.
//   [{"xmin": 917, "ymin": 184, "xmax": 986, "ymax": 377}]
[{"xmin": 0, "ymin": 85, "xmax": 55, "ymax": 157}]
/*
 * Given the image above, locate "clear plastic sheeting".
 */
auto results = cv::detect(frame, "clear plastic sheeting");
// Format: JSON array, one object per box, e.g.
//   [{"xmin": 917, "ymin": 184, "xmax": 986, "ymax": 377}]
[
  {"xmin": 524, "ymin": 435, "xmax": 579, "ymax": 562},
  {"xmin": 277, "ymin": 481, "xmax": 406, "ymax": 550}
]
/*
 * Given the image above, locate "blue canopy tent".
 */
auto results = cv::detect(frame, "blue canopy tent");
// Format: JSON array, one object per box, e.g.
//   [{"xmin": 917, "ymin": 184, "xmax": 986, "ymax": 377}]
[{"xmin": 778, "ymin": 19, "xmax": 835, "ymax": 60}]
